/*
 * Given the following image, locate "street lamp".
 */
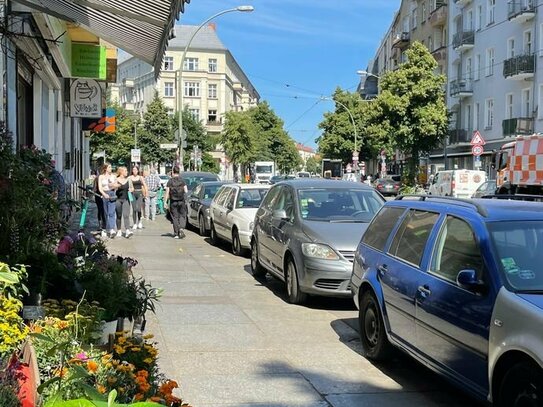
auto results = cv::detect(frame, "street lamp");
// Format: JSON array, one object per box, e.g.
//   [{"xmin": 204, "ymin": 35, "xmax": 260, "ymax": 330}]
[
  {"xmin": 356, "ymin": 70, "xmax": 381, "ymax": 79},
  {"xmin": 176, "ymin": 5, "xmax": 254, "ymax": 170}
]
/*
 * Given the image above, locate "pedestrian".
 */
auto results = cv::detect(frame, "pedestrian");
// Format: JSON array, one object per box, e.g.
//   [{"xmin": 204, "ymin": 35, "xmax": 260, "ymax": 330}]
[
  {"xmin": 164, "ymin": 166, "xmax": 188, "ymax": 239},
  {"xmin": 91, "ymin": 170, "xmax": 106, "ymax": 232},
  {"xmin": 144, "ymin": 167, "xmax": 162, "ymax": 221},
  {"xmin": 129, "ymin": 165, "xmax": 147, "ymax": 229},
  {"xmin": 97, "ymin": 163, "xmax": 118, "ymax": 238},
  {"xmin": 114, "ymin": 166, "xmax": 133, "ymax": 238}
]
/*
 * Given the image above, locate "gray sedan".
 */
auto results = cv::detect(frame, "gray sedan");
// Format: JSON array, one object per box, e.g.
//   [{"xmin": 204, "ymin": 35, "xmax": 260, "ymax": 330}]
[
  {"xmin": 250, "ymin": 179, "xmax": 385, "ymax": 304},
  {"xmin": 187, "ymin": 181, "xmax": 229, "ymax": 235}
]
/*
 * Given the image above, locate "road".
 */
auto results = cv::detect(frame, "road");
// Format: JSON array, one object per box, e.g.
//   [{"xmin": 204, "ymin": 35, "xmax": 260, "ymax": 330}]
[{"xmin": 108, "ymin": 217, "xmax": 481, "ymax": 407}]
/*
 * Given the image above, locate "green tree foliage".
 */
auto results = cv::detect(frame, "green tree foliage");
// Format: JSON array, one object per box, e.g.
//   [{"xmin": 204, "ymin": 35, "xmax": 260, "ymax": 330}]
[
  {"xmin": 305, "ymin": 156, "xmax": 322, "ymax": 174},
  {"xmin": 364, "ymin": 42, "xmax": 448, "ymax": 185},
  {"xmin": 138, "ymin": 93, "xmax": 175, "ymax": 165},
  {"xmin": 220, "ymin": 111, "xmax": 256, "ymax": 174}
]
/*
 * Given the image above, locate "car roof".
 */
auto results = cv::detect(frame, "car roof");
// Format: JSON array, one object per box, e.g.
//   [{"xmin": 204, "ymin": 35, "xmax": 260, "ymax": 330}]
[
  {"xmin": 277, "ymin": 179, "xmax": 376, "ymax": 190},
  {"xmin": 386, "ymin": 196, "xmax": 543, "ymax": 222},
  {"xmin": 223, "ymin": 183, "xmax": 270, "ymax": 190},
  {"xmin": 181, "ymin": 171, "xmax": 219, "ymax": 177},
  {"xmin": 199, "ymin": 181, "xmax": 228, "ymax": 186}
]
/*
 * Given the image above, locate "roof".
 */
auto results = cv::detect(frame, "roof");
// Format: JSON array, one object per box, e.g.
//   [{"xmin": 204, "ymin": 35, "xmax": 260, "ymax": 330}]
[
  {"xmin": 279, "ymin": 179, "xmax": 376, "ymax": 190},
  {"xmin": 296, "ymin": 143, "xmax": 315, "ymax": 153},
  {"xmin": 15, "ymin": 0, "xmax": 188, "ymax": 76},
  {"xmin": 168, "ymin": 25, "xmax": 227, "ymax": 50}
]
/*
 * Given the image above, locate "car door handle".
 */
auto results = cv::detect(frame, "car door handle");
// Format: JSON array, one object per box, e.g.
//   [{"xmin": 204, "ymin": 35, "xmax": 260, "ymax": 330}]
[
  {"xmin": 377, "ymin": 264, "xmax": 388, "ymax": 276},
  {"xmin": 417, "ymin": 285, "xmax": 431, "ymax": 298}
]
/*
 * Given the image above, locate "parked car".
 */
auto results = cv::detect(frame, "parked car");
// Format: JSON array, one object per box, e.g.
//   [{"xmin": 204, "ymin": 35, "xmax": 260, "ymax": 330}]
[
  {"xmin": 209, "ymin": 184, "xmax": 270, "ymax": 255},
  {"xmin": 350, "ymin": 195, "xmax": 543, "ymax": 405},
  {"xmin": 251, "ymin": 180, "xmax": 385, "ymax": 304},
  {"xmin": 472, "ymin": 180, "xmax": 497, "ymax": 198},
  {"xmin": 269, "ymin": 175, "xmax": 296, "ymax": 184},
  {"xmin": 181, "ymin": 171, "xmax": 221, "ymax": 193},
  {"xmin": 187, "ymin": 181, "xmax": 230, "ymax": 236},
  {"xmin": 428, "ymin": 169, "xmax": 486, "ymax": 198},
  {"xmin": 374, "ymin": 175, "xmax": 401, "ymax": 195}
]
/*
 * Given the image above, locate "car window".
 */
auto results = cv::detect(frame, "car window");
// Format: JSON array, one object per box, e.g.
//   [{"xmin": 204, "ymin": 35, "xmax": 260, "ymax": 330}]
[
  {"xmin": 225, "ymin": 188, "xmax": 237, "ymax": 210},
  {"xmin": 362, "ymin": 207, "xmax": 406, "ymax": 251},
  {"xmin": 261, "ymin": 185, "xmax": 281, "ymax": 211},
  {"xmin": 272, "ymin": 187, "xmax": 296, "ymax": 221},
  {"xmin": 203, "ymin": 184, "xmax": 221, "ymax": 200},
  {"xmin": 388, "ymin": 210, "xmax": 439, "ymax": 267},
  {"xmin": 192, "ymin": 185, "xmax": 201, "ymax": 198},
  {"xmin": 236, "ymin": 188, "xmax": 268, "ymax": 208},
  {"xmin": 430, "ymin": 216, "xmax": 484, "ymax": 283},
  {"xmin": 214, "ymin": 186, "xmax": 230, "ymax": 206}
]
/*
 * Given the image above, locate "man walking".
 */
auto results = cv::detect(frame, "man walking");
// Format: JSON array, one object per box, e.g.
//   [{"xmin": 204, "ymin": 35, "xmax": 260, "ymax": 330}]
[
  {"xmin": 144, "ymin": 167, "xmax": 162, "ymax": 221},
  {"xmin": 164, "ymin": 166, "xmax": 188, "ymax": 239}
]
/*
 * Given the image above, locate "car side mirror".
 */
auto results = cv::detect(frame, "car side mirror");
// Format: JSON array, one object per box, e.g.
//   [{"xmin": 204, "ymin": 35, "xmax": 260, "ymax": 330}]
[
  {"xmin": 272, "ymin": 209, "xmax": 288, "ymax": 220},
  {"xmin": 456, "ymin": 269, "xmax": 486, "ymax": 294}
]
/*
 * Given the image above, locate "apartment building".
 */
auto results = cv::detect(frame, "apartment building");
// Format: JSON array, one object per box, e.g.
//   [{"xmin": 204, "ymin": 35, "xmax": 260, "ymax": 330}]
[
  {"xmin": 116, "ymin": 24, "xmax": 260, "ymax": 179},
  {"xmin": 447, "ymin": 0, "xmax": 540, "ymax": 172}
]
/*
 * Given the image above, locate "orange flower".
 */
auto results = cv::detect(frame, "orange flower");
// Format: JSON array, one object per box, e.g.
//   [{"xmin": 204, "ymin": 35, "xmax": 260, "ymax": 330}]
[
  {"xmin": 134, "ymin": 393, "xmax": 144, "ymax": 401},
  {"xmin": 97, "ymin": 385, "xmax": 107, "ymax": 394},
  {"xmin": 86, "ymin": 360, "xmax": 99, "ymax": 373}
]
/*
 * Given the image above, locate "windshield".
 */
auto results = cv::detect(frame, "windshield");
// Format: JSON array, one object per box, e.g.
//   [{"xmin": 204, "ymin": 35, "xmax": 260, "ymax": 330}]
[
  {"xmin": 184, "ymin": 175, "xmax": 220, "ymax": 190},
  {"xmin": 236, "ymin": 188, "xmax": 268, "ymax": 208},
  {"xmin": 488, "ymin": 221, "xmax": 543, "ymax": 292},
  {"xmin": 298, "ymin": 188, "xmax": 384, "ymax": 222},
  {"xmin": 256, "ymin": 165, "xmax": 273, "ymax": 174},
  {"xmin": 203, "ymin": 185, "xmax": 221, "ymax": 200}
]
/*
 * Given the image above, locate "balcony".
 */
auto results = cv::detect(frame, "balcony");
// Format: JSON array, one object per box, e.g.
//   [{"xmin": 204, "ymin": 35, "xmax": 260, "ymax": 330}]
[
  {"xmin": 502, "ymin": 117, "xmax": 534, "ymax": 136},
  {"xmin": 454, "ymin": 0, "xmax": 472, "ymax": 5},
  {"xmin": 450, "ymin": 79, "xmax": 473, "ymax": 98},
  {"xmin": 392, "ymin": 32, "xmax": 410, "ymax": 49},
  {"xmin": 503, "ymin": 53, "xmax": 535, "ymax": 80},
  {"xmin": 448, "ymin": 129, "xmax": 470, "ymax": 144},
  {"xmin": 453, "ymin": 31, "xmax": 474, "ymax": 51},
  {"xmin": 430, "ymin": 4, "xmax": 447, "ymax": 27},
  {"xmin": 508, "ymin": 1, "xmax": 536, "ymax": 23},
  {"xmin": 122, "ymin": 78, "xmax": 134, "ymax": 88},
  {"xmin": 122, "ymin": 102, "xmax": 134, "ymax": 111},
  {"xmin": 431, "ymin": 46, "xmax": 447, "ymax": 62}
]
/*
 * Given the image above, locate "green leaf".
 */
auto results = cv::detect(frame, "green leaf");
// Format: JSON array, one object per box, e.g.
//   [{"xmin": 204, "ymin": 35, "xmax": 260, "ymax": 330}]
[
  {"xmin": 81, "ymin": 384, "xmax": 107, "ymax": 402},
  {"xmin": 30, "ymin": 332, "xmax": 55, "ymax": 343},
  {"xmin": 37, "ymin": 376, "xmax": 61, "ymax": 394},
  {"xmin": 107, "ymin": 389, "xmax": 117, "ymax": 406}
]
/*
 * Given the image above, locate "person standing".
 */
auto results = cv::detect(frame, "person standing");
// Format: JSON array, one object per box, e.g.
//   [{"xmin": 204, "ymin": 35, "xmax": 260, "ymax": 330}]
[
  {"xmin": 114, "ymin": 166, "xmax": 133, "ymax": 238},
  {"xmin": 97, "ymin": 163, "xmax": 117, "ymax": 238},
  {"xmin": 164, "ymin": 166, "xmax": 188, "ymax": 239},
  {"xmin": 129, "ymin": 165, "xmax": 147, "ymax": 229},
  {"xmin": 91, "ymin": 170, "xmax": 106, "ymax": 233},
  {"xmin": 144, "ymin": 167, "xmax": 162, "ymax": 221}
]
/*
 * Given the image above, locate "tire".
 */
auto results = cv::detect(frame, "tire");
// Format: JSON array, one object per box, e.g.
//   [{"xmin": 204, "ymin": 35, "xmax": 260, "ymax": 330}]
[
  {"xmin": 232, "ymin": 228, "xmax": 246, "ymax": 256},
  {"xmin": 498, "ymin": 362, "xmax": 543, "ymax": 407},
  {"xmin": 250, "ymin": 238, "xmax": 267, "ymax": 279},
  {"xmin": 198, "ymin": 214, "xmax": 207, "ymax": 236},
  {"xmin": 210, "ymin": 221, "xmax": 218, "ymax": 245},
  {"xmin": 358, "ymin": 290, "xmax": 392, "ymax": 361},
  {"xmin": 285, "ymin": 257, "xmax": 307, "ymax": 304}
]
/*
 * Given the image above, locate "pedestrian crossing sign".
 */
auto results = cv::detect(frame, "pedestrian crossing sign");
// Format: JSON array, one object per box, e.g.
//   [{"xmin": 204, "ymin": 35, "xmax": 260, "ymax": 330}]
[{"xmin": 470, "ymin": 131, "xmax": 486, "ymax": 146}]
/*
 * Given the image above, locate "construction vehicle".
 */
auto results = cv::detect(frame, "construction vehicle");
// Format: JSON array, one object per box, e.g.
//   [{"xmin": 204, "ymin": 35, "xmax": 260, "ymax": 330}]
[
  {"xmin": 494, "ymin": 134, "xmax": 543, "ymax": 195},
  {"xmin": 321, "ymin": 159, "xmax": 343, "ymax": 179}
]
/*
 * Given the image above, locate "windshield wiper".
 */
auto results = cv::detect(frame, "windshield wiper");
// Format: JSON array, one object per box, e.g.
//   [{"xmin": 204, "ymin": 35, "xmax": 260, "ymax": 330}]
[
  {"xmin": 329, "ymin": 219, "xmax": 367, "ymax": 223},
  {"xmin": 516, "ymin": 290, "xmax": 543, "ymax": 294}
]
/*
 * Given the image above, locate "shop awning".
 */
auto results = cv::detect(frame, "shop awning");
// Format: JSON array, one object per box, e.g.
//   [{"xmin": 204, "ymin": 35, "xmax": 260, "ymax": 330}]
[{"xmin": 13, "ymin": 0, "xmax": 190, "ymax": 75}]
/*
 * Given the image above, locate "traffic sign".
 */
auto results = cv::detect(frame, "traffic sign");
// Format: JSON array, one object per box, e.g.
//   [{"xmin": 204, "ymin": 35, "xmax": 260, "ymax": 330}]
[
  {"xmin": 472, "ymin": 145, "xmax": 484, "ymax": 156},
  {"xmin": 160, "ymin": 143, "xmax": 178, "ymax": 149},
  {"xmin": 470, "ymin": 130, "xmax": 486, "ymax": 146},
  {"xmin": 131, "ymin": 148, "xmax": 141, "ymax": 163}
]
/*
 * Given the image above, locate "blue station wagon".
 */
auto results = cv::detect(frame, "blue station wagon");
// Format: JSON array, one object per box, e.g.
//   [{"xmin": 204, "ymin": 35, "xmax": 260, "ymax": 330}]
[{"xmin": 350, "ymin": 196, "xmax": 543, "ymax": 406}]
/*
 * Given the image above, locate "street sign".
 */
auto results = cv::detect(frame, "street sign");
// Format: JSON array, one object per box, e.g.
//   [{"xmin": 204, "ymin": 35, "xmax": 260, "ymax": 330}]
[
  {"xmin": 471, "ymin": 130, "xmax": 486, "ymax": 146},
  {"xmin": 131, "ymin": 148, "xmax": 141, "ymax": 163},
  {"xmin": 160, "ymin": 143, "xmax": 178, "ymax": 149},
  {"xmin": 472, "ymin": 145, "xmax": 484, "ymax": 156}
]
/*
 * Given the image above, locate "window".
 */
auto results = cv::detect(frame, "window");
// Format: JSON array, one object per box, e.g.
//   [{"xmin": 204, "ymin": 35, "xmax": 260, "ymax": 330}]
[
  {"xmin": 474, "ymin": 54, "xmax": 481, "ymax": 80},
  {"xmin": 208, "ymin": 83, "xmax": 217, "ymax": 99},
  {"xmin": 486, "ymin": 48, "xmax": 495, "ymax": 76},
  {"xmin": 466, "ymin": 9, "xmax": 473, "ymax": 30},
  {"xmin": 422, "ymin": 2, "xmax": 427, "ymax": 20},
  {"xmin": 428, "ymin": 36, "xmax": 433, "ymax": 51},
  {"xmin": 261, "ymin": 185, "xmax": 282, "ymax": 211},
  {"xmin": 270, "ymin": 187, "xmax": 295, "ymax": 220},
  {"xmin": 388, "ymin": 210, "xmax": 439, "ymax": 267},
  {"xmin": 474, "ymin": 102, "xmax": 480, "ymax": 130},
  {"xmin": 522, "ymin": 88, "xmax": 532, "ymax": 117},
  {"xmin": 183, "ymin": 57, "xmax": 199, "ymax": 71},
  {"xmin": 540, "ymin": 24, "xmax": 543, "ymax": 57},
  {"xmin": 214, "ymin": 186, "xmax": 231, "ymax": 206},
  {"xmin": 507, "ymin": 38, "xmax": 516, "ymax": 58},
  {"xmin": 524, "ymin": 30, "xmax": 533, "ymax": 54},
  {"xmin": 485, "ymin": 98, "xmax": 494, "ymax": 129},
  {"xmin": 506, "ymin": 93, "xmax": 514, "ymax": 119},
  {"xmin": 189, "ymin": 108, "xmax": 200, "ymax": 121},
  {"xmin": 412, "ymin": 8, "xmax": 417, "ymax": 29},
  {"xmin": 539, "ymin": 85, "xmax": 543, "ymax": 119},
  {"xmin": 163, "ymin": 56, "xmax": 174, "ymax": 71},
  {"xmin": 476, "ymin": 5, "xmax": 483, "ymax": 30},
  {"xmin": 184, "ymin": 81, "xmax": 200, "ymax": 97},
  {"xmin": 208, "ymin": 58, "xmax": 217, "ymax": 72},
  {"xmin": 164, "ymin": 82, "xmax": 174, "ymax": 97},
  {"xmin": 487, "ymin": 0, "xmax": 495, "ymax": 25},
  {"xmin": 465, "ymin": 104, "xmax": 472, "ymax": 131},
  {"xmin": 430, "ymin": 216, "xmax": 483, "ymax": 283},
  {"xmin": 208, "ymin": 109, "xmax": 217, "ymax": 123},
  {"xmin": 466, "ymin": 57, "xmax": 472, "ymax": 79},
  {"xmin": 362, "ymin": 207, "xmax": 406, "ymax": 251},
  {"xmin": 403, "ymin": 15, "xmax": 410, "ymax": 32}
]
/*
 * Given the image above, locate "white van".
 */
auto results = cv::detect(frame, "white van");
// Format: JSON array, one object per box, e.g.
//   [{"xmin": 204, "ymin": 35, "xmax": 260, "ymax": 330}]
[{"xmin": 428, "ymin": 169, "xmax": 486, "ymax": 198}]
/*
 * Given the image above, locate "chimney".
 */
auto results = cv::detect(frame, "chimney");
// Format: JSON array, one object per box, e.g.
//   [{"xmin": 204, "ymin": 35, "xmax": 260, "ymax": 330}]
[{"xmin": 208, "ymin": 22, "xmax": 216, "ymax": 31}]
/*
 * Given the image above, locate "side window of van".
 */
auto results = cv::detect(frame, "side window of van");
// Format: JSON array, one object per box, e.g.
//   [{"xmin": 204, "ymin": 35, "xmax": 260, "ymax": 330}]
[{"xmin": 362, "ymin": 207, "xmax": 406, "ymax": 251}]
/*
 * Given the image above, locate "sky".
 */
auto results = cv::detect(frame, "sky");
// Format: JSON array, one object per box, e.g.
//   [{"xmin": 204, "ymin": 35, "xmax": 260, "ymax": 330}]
[{"xmin": 177, "ymin": 0, "xmax": 399, "ymax": 149}]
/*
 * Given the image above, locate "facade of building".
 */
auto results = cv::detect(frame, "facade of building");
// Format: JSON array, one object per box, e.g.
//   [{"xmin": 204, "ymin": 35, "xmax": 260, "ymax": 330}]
[
  {"xmin": 296, "ymin": 143, "xmax": 316, "ymax": 167},
  {"xmin": 115, "ymin": 24, "xmax": 260, "ymax": 180}
]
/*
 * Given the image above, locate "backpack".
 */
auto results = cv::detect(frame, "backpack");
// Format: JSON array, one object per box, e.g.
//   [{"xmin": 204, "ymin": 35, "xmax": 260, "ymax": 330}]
[{"xmin": 169, "ymin": 177, "xmax": 186, "ymax": 201}]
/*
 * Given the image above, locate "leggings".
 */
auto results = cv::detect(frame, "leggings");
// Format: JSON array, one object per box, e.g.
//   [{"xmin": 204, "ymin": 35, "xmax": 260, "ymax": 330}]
[
  {"xmin": 116, "ymin": 198, "xmax": 131, "ymax": 231},
  {"xmin": 132, "ymin": 191, "xmax": 144, "ymax": 223}
]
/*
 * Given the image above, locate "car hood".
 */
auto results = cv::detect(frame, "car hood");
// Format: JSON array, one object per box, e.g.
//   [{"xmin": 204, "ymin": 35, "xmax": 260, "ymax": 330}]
[
  {"xmin": 517, "ymin": 293, "xmax": 543, "ymax": 310},
  {"xmin": 302, "ymin": 220, "xmax": 369, "ymax": 251},
  {"xmin": 234, "ymin": 208, "xmax": 258, "ymax": 222}
]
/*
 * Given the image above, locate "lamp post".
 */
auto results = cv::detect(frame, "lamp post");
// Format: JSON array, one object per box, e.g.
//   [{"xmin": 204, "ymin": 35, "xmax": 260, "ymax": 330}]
[
  {"xmin": 176, "ymin": 5, "xmax": 254, "ymax": 170},
  {"xmin": 356, "ymin": 70, "xmax": 381, "ymax": 80}
]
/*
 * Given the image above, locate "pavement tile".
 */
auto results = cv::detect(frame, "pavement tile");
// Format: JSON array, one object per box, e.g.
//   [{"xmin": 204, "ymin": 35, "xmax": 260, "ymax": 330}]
[
  {"xmin": 154, "ymin": 303, "xmax": 254, "ymax": 325},
  {"xmin": 326, "ymin": 392, "xmax": 474, "ymax": 407}
]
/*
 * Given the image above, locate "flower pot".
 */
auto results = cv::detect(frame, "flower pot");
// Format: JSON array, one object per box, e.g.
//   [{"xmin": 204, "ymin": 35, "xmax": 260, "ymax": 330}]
[{"xmin": 98, "ymin": 320, "xmax": 118, "ymax": 345}]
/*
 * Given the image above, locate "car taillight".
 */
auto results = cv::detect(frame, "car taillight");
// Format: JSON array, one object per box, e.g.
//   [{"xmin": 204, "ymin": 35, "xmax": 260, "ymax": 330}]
[
  {"xmin": 377, "ymin": 184, "xmax": 383, "ymax": 189},
  {"xmin": 394, "ymin": 185, "xmax": 399, "ymax": 189}
]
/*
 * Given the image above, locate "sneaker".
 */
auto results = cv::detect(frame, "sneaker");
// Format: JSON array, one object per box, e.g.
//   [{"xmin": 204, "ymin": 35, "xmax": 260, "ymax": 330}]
[
  {"xmin": 125, "ymin": 229, "xmax": 133, "ymax": 238},
  {"xmin": 179, "ymin": 230, "xmax": 186, "ymax": 239},
  {"xmin": 109, "ymin": 229, "xmax": 116, "ymax": 238},
  {"xmin": 132, "ymin": 224, "xmax": 138, "ymax": 230},
  {"xmin": 116, "ymin": 230, "xmax": 122, "ymax": 238},
  {"xmin": 101, "ymin": 230, "xmax": 107, "ymax": 238},
  {"xmin": 174, "ymin": 235, "xmax": 180, "ymax": 239},
  {"xmin": 138, "ymin": 222, "xmax": 143, "ymax": 229}
]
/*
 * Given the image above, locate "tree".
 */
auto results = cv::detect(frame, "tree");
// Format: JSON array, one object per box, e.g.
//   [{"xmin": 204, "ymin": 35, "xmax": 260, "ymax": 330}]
[
  {"xmin": 220, "ymin": 111, "xmax": 256, "ymax": 177},
  {"xmin": 275, "ymin": 134, "xmax": 302, "ymax": 174},
  {"xmin": 364, "ymin": 41, "xmax": 448, "ymax": 185},
  {"xmin": 139, "ymin": 93, "xmax": 175, "ymax": 165},
  {"xmin": 305, "ymin": 156, "xmax": 322, "ymax": 174}
]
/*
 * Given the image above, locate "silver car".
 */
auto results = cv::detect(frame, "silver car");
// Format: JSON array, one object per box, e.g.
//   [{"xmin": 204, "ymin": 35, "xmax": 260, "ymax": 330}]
[{"xmin": 251, "ymin": 180, "xmax": 385, "ymax": 304}]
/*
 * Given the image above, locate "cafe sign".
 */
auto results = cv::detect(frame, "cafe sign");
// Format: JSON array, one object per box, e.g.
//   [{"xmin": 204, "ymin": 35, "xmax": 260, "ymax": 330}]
[
  {"xmin": 70, "ymin": 78, "xmax": 102, "ymax": 118},
  {"xmin": 72, "ymin": 44, "xmax": 106, "ymax": 80}
]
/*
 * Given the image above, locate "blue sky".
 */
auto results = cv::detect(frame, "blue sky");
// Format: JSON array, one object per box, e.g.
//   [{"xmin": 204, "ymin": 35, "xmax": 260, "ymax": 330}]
[{"xmin": 178, "ymin": 0, "xmax": 399, "ymax": 149}]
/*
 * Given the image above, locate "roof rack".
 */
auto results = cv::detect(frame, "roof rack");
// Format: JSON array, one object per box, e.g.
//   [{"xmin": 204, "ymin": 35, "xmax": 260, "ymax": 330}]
[
  {"xmin": 395, "ymin": 194, "xmax": 488, "ymax": 217},
  {"xmin": 480, "ymin": 194, "xmax": 543, "ymax": 202}
]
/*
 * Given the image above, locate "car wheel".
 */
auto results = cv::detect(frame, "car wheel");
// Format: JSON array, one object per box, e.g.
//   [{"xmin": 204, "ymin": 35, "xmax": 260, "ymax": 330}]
[
  {"xmin": 250, "ymin": 238, "xmax": 267, "ymax": 279},
  {"xmin": 359, "ymin": 290, "xmax": 392, "ymax": 361},
  {"xmin": 498, "ymin": 362, "xmax": 543, "ymax": 407},
  {"xmin": 285, "ymin": 257, "xmax": 307, "ymax": 304},
  {"xmin": 198, "ymin": 214, "xmax": 207, "ymax": 236},
  {"xmin": 232, "ymin": 228, "xmax": 246, "ymax": 256},
  {"xmin": 210, "ymin": 221, "xmax": 218, "ymax": 245}
]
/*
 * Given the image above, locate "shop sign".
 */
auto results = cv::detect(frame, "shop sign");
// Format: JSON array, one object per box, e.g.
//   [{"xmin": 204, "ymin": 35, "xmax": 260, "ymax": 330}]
[
  {"xmin": 72, "ymin": 44, "xmax": 106, "ymax": 79},
  {"xmin": 70, "ymin": 78, "xmax": 102, "ymax": 118}
]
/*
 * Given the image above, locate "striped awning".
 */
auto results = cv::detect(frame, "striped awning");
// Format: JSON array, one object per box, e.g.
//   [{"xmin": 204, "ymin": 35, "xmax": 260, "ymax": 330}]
[{"xmin": 14, "ymin": 0, "xmax": 190, "ymax": 74}]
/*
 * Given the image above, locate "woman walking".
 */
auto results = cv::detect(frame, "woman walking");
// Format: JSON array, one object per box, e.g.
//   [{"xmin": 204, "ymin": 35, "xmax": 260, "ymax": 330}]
[
  {"xmin": 97, "ymin": 163, "xmax": 117, "ymax": 238},
  {"xmin": 114, "ymin": 166, "xmax": 133, "ymax": 238},
  {"xmin": 129, "ymin": 165, "xmax": 147, "ymax": 229}
]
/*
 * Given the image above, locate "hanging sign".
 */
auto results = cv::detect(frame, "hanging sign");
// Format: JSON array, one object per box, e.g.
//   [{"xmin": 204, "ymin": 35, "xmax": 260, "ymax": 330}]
[{"xmin": 70, "ymin": 79, "xmax": 102, "ymax": 118}]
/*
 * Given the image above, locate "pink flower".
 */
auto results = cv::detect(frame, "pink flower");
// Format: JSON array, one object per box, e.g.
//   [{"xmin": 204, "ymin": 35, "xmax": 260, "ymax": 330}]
[{"xmin": 75, "ymin": 352, "xmax": 89, "ymax": 361}]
